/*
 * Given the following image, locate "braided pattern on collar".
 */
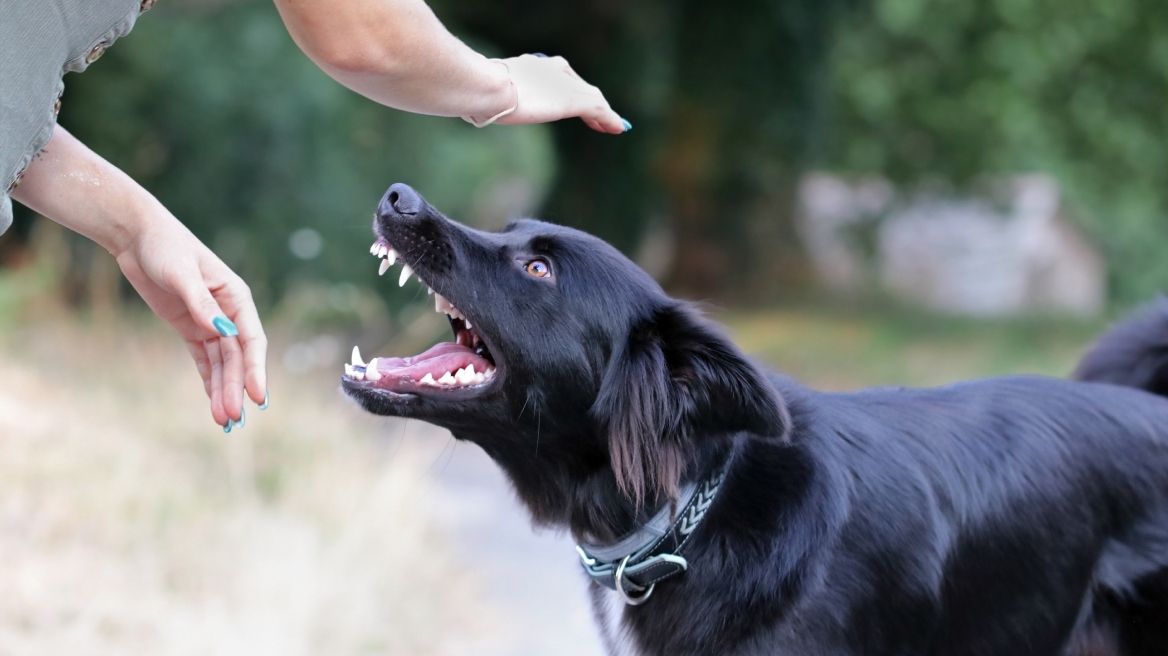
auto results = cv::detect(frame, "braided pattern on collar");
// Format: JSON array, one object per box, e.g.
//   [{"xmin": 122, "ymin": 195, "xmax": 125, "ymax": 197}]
[{"xmin": 576, "ymin": 462, "xmax": 728, "ymax": 605}]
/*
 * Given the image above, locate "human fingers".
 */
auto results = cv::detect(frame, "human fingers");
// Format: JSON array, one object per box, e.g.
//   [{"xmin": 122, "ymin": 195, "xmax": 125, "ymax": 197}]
[
  {"xmin": 210, "ymin": 273, "xmax": 268, "ymax": 407},
  {"xmin": 546, "ymin": 56, "xmax": 626, "ymax": 134},
  {"xmin": 575, "ymin": 85, "xmax": 627, "ymax": 134},
  {"xmin": 496, "ymin": 55, "xmax": 629, "ymax": 134},
  {"xmin": 169, "ymin": 261, "xmax": 237, "ymax": 341},
  {"xmin": 186, "ymin": 340, "xmax": 214, "ymax": 400},
  {"xmin": 218, "ymin": 333, "xmax": 246, "ymax": 424},
  {"xmin": 206, "ymin": 338, "xmax": 229, "ymax": 428}
]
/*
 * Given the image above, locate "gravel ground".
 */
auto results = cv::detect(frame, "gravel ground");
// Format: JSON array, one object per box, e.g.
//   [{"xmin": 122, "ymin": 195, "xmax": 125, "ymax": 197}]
[{"xmin": 388, "ymin": 419, "xmax": 606, "ymax": 656}]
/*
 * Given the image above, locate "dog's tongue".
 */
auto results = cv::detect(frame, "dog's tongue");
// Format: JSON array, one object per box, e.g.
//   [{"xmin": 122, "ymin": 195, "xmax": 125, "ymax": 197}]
[{"xmin": 369, "ymin": 342, "xmax": 491, "ymax": 386}]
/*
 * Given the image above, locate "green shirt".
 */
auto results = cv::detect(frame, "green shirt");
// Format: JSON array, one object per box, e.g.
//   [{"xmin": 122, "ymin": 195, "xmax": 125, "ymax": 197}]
[{"xmin": 1, "ymin": 0, "xmax": 148, "ymax": 234}]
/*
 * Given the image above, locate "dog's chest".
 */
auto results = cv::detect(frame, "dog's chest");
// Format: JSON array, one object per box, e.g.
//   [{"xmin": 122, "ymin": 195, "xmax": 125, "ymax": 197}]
[{"xmin": 594, "ymin": 587, "xmax": 645, "ymax": 656}]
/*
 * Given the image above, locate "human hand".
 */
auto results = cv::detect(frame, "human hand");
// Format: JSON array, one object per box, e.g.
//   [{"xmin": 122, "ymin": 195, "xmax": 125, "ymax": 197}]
[
  {"xmin": 11, "ymin": 126, "xmax": 267, "ymax": 430},
  {"xmin": 490, "ymin": 54, "xmax": 630, "ymax": 134},
  {"xmin": 114, "ymin": 216, "xmax": 268, "ymax": 430}
]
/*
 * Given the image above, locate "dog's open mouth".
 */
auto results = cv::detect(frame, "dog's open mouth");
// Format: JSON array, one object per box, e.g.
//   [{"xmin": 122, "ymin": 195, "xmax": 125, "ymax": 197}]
[{"xmin": 341, "ymin": 238, "xmax": 498, "ymax": 394}]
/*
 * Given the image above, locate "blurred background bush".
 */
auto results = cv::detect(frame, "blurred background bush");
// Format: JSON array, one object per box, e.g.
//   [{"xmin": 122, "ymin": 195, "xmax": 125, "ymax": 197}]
[
  {"xmin": 2, "ymin": 0, "xmax": 1168, "ymax": 653},
  {"xmin": 6, "ymin": 0, "xmax": 1166, "ymax": 318}
]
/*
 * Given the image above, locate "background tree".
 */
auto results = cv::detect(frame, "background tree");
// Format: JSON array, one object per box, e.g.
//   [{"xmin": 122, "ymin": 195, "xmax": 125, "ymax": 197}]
[
  {"xmin": 825, "ymin": 0, "xmax": 1168, "ymax": 302},
  {"xmin": 443, "ymin": 0, "xmax": 858, "ymax": 298}
]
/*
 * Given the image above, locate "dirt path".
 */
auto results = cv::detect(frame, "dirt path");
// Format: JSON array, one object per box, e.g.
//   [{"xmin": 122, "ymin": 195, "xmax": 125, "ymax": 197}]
[{"xmin": 398, "ymin": 420, "xmax": 606, "ymax": 656}]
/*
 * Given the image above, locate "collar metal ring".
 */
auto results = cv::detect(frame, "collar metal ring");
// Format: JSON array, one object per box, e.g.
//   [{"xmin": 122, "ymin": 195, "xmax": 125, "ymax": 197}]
[{"xmin": 614, "ymin": 555, "xmax": 655, "ymax": 606}]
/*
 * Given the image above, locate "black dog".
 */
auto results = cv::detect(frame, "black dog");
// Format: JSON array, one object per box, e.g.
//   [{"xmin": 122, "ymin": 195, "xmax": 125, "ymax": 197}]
[{"xmin": 343, "ymin": 183, "xmax": 1168, "ymax": 656}]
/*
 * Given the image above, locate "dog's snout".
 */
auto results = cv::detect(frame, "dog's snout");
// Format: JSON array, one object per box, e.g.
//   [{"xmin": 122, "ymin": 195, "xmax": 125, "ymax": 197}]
[{"xmin": 381, "ymin": 183, "xmax": 424, "ymax": 216}]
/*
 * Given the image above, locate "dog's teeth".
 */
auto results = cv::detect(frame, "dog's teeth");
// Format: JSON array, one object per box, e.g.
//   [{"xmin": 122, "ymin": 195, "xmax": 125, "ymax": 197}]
[
  {"xmin": 438, "ymin": 371, "xmax": 456, "ymax": 386},
  {"xmin": 473, "ymin": 372, "xmax": 485, "ymax": 384},
  {"xmin": 345, "ymin": 363, "xmax": 355, "ymax": 377},
  {"xmin": 427, "ymin": 287, "xmax": 434, "ymax": 295},
  {"xmin": 464, "ymin": 318, "xmax": 472, "ymax": 329},
  {"xmin": 484, "ymin": 368, "xmax": 495, "ymax": 379},
  {"xmin": 353, "ymin": 369, "xmax": 365, "ymax": 381},
  {"xmin": 398, "ymin": 264, "xmax": 412, "ymax": 287},
  {"xmin": 378, "ymin": 258, "xmax": 392, "ymax": 276},
  {"xmin": 369, "ymin": 243, "xmax": 379, "ymax": 255},
  {"xmin": 435, "ymin": 294, "xmax": 452, "ymax": 314},
  {"xmin": 455, "ymin": 367, "xmax": 475, "ymax": 385},
  {"xmin": 386, "ymin": 249, "xmax": 396, "ymax": 265},
  {"xmin": 366, "ymin": 358, "xmax": 382, "ymax": 381},
  {"xmin": 420, "ymin": 373, "xmax": 436, "ymax": 385},
  {"xmin": 352, "ymin": 346, "xmax": 365, "ymax": 367},
  {"xmin": 379, "ymin": 245, "xmax": 389, "ymax": 258}
]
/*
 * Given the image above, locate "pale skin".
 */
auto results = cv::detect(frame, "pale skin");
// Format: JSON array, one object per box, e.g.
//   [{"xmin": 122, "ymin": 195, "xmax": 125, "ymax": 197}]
[{"xmin": 10, "ymin": 0, "xmax": 626, "ymax": 429}]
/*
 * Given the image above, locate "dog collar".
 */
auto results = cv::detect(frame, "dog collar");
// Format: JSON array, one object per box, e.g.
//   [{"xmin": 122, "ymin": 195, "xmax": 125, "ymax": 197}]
[{"xmin": 575, "ymin": 461, "xmax": 728, "ymax": 605}]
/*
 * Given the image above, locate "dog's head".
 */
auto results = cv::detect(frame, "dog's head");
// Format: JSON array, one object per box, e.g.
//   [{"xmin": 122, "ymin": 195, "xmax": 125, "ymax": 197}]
[{"xmin": 343, "ymin": 184, "xmax": 788, "ymax": 527}]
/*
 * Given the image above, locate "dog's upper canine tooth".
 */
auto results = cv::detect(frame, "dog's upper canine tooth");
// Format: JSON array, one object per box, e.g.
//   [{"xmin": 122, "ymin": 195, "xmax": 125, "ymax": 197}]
[
  {"xmin": 378, "ymin": 259, "xmax": 392, "ymax": 276},
  {"xmin": 398, "ymin": 264, "xmax": 412, "ymax": 287},
  {"xmin": 352, "ymin": 346, "xmax": 365, "ymax": 367},
  {"xmin": 366, "ymin": 358, "xmax": 382, "ymax": 381}
]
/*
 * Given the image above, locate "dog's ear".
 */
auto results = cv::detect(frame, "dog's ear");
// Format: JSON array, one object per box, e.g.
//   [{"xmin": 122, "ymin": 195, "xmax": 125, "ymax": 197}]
[{"xmin": 592, "ymin": 304, "xmax": 790, "ymax": 507}]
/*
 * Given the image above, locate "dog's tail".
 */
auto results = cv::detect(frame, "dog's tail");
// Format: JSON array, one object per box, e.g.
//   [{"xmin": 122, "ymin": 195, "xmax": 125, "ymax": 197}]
[{"xmin": 1074, "ymin": 297, "xmax": 1168, "ymax": 397}]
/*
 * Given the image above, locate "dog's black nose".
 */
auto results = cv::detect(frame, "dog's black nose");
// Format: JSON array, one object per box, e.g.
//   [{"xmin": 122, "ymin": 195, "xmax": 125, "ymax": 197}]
[{"xmin": 381, "ymin": 183, "xmax": 424, "ymax": 216}]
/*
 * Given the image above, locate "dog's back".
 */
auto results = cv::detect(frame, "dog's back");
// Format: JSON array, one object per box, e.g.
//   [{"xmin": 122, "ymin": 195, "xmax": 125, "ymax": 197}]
[
  {"xmin": 1060, "ymin": 299, "xmax": 1168, "ymax": 655},
  {"xmin": 804, "ymin": 375, "xmax": 1168, "ymax": 655}
]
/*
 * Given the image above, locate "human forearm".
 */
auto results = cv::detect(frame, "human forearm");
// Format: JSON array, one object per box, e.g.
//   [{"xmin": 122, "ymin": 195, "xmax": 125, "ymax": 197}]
[
  {"xmin": 11, "ymin": 125, "xmax": 152, "ymax": 257},
  {"xmin": 272, "ymin": 0, "xmax": 513, "ymax": 118}
]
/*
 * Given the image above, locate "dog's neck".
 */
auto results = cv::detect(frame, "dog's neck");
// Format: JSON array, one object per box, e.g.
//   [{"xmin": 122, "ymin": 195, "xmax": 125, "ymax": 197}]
[{"xmin": 467, "ymin": 427, "xmax": 728, "ymax": 544}]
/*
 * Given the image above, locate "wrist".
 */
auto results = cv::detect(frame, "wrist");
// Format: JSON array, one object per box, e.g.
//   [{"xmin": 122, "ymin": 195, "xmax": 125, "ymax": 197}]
[
  {"xmin": 102, "ymin": 190, "xmax": 157, "ymax": 258},
  {"xmin": 463, "ymin": 58, "xmax": 518, "ymax": 127}
]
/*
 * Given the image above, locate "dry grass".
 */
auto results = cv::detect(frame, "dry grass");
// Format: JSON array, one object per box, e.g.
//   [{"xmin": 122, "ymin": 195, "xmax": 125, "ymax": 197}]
[{"xmin": 0, "ymin": 314, "xmax": 502, "ymax": 656}]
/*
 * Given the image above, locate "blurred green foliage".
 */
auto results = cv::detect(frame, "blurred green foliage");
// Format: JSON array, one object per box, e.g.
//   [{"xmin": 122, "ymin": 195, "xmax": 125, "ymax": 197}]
[
  {"xmin": 59, "ymin": 1, "xmax": 554, "ymax": 309},
  {"xmin": 8, "ymin": 0, "xmax": 1168, "ymax": 316},
  {"xmin": 442, "ymin": 0, "xmax": 858, "ymax": 296},
  {"xmin": 826, "ymin": 0, "xmax": 1168, "ymax": 302}
]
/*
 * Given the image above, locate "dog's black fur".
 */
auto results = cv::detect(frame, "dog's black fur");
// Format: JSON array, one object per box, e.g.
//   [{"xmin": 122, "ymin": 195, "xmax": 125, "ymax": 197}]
[{"xmin": 345, "ymin": 184, "xmax": 1168, "ymax": 656}]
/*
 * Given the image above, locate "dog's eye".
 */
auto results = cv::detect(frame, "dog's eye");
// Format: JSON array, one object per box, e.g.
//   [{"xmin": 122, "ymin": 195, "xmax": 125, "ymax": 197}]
[{"xmin": 525, "ymin": 259, "xmax": 551, "ymax": 278}]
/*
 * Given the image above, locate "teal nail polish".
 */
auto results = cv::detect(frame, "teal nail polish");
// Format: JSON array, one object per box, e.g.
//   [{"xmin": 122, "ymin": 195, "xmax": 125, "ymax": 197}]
[
  {"xmin": 259, "ymin": 392, "xmax": 269, "ymax": 410},
  {"xmin": 236, "ymin": 409, "xmax": 246, "ymax": 428},
  {"xmin": 213, "ymin": 316, "xmax": 239, "ymax": 337},
  {"xmin": 223, "ymin": 419, "xmax": 234, "ymax": 434},
  {"xmin": 621, "ymin": 118, "xmax": 632, "ymax": 132}
]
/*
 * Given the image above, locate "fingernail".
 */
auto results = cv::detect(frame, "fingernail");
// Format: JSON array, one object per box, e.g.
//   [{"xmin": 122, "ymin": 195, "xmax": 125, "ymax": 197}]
[
  {"xmin": 213, "ymin": 316, "xmax": 239, "ymax": 337},
  {"xmin": 236, "ymin": 409, "xmax": 246, "ymax": 429},
  {"xmin": 259, "ymin": 391, "xmax": 269, "ymax": 410},
  {"xmin": 620, "ymin": 118, "xmax": 632, "ymax": 132},
  {"xmin": 223, "ymin": 419, "xmax": 234, "ymax": 434},
  {"xmin": 532, "ymin": 52, "xmax": 548, "ymax": 58}
]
